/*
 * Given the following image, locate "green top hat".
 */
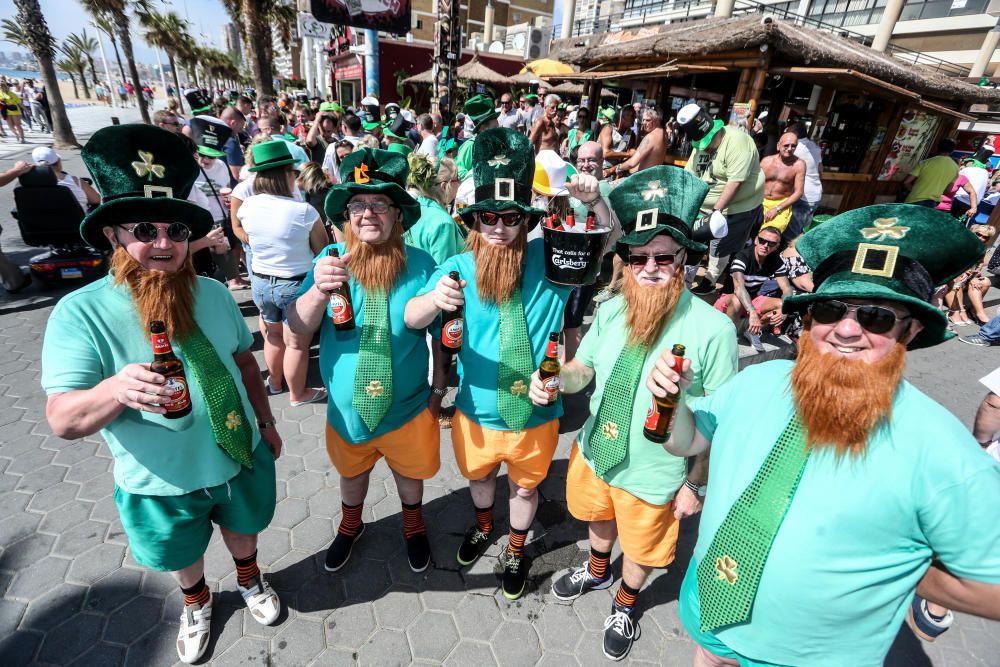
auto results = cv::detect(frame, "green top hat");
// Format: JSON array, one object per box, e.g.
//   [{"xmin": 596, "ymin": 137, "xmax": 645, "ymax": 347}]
[
  {"xmin": 609, "ymin": 166, "xmax": 710, "ymax": 258},
  {"xmin": 464, "ymin": 94, "xmax": 499, "ymax": 132},
  {"xmin": 249, "ymin": 140, "xmax": 297, "ymax": 173},
  {"xmin": 458, "ymin": 127, "xmax": 545, "ymax": 231},
  {"xmin": 184, "ymin": 89, "xmax": 212, "ymax": 114},
  {"xmin": 319, "ymin": 101, "xmax": 343, "ymax": 113},
  {"xmin": 324, "ymin": 147, "xmax": 420, "ymax": 230},
  {"xmin": 80, "ymin": 124, "xmax": 212, "ymax": 250},
  {"xmin": 384, "ymin": 110, "xmax": 415, "ymax": 141},
  {"xmin": 189, "ymin": 117, "xmax": 233, "ymax": 158},
  {"xmin": 782, "ymin": 204, "xmax": 984, "ymax": 348}
]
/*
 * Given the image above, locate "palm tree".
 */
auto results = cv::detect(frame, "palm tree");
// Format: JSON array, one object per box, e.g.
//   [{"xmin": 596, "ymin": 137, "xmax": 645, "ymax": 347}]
[
  {"xmin": 82, "ymin": 0, "xmax": 150, "ymax": 123},
  {"xmin": 60, "ymin": 42, "xmax": 91, "ymax": 99},
  {"xmin": 223, "ymin": 0, "xmax": 279, "ymax": 96},
  {"xmin": 92, "ymin": 12, "xmax": 127, "ymax": 86},
  {"xmin": 66, "ymin": 30, "xmax": 100, "ymax": 94},
  {"xmin": 12, "ymin": 0, "xmax": 79, "ymax": 147},
  {"xmin": 1, "ymin": 18, "xmax": 34, "ymax": 51},
  {"xmin": 57, "ymin": 57, "xmax": 80, "ymax": 98},
  {"xmin": 138, "ymin": 9, "xmax": 189, "ymax": 112}
]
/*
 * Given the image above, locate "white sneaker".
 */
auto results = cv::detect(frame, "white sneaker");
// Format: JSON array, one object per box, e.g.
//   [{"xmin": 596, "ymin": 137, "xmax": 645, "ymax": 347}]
[
  {"xmin": 239, "ymin": 576, "xmax": 281, "ymax": 626},
  {"xmin": 176, "ymin": 600, "xmax": 212, "ymax": 664}
]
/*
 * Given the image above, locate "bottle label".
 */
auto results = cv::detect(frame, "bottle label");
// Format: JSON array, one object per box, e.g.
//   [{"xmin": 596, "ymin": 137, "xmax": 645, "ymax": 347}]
[
  {"xmin": 542, "ymin": 375, "xmax": 560, "ymax": 396},
  {"xmin": 545, "ymin": 339, "xmax": 558, "ymax": 358},
  {"xmin": 162, "ymin": 376, "xmax": 191, "ymax": 412},
  {"xmin": 644, "ymin": 396, "xmax": 660, "ymax": 431},
  {"xmin": 330, "ymin": 294, "xmax": 353, "ymax": 324},
  {"xmin": 151, "ymin": 333, "xmax": 172, "ymax": 355},
  {"xmin": 442, "ymin": 318, "xmax": 463, "ymax": 349}
]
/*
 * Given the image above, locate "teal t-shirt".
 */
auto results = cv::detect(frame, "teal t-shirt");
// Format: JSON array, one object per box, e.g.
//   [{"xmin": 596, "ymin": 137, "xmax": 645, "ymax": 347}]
[
  {"xmin": 418, "ymin": 238, "xmax": 573, "ymax": 430},
  {"xmin": 680, "ymin": 360, "xmax": 1000, "ymax": 666},
  {"xmin": 404, "ymin": 195, "xmax": 467, "ymax": 264},
  {"xmin": 299, "ymin": 243, "xmax": 437, "ymax": 443},
  {"xmin": 41, "ymin": 276, "xmax": 260, "ymax": 496},
  {"xmin": 575, "ymin": 291, "xmax": 737, "ymax": 504}
]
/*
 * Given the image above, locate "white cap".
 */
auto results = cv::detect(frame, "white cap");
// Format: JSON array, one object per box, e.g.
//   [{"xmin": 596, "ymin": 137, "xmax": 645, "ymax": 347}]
[
  {"xmin": 361, "ymin": 95, "xmax": 380, "ymax": 108},
  {"xmin": 32, "ymin": 146, "xmax": 61, "ymax": 165},
  {"xmin": 676, "ymin": 103, "xmax": 701, "ymax": 126}
]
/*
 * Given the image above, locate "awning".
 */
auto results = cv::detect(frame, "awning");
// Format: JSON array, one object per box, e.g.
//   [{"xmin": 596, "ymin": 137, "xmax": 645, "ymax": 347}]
[{"xmin": 553, "ymin": 63, "xmax": 727, "ymax": 81}]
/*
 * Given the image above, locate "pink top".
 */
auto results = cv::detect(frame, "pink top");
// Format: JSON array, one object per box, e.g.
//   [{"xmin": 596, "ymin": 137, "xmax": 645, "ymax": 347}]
[{"xmin": 937, "ymin": 175, "xmax": 969, "ymax": 212}]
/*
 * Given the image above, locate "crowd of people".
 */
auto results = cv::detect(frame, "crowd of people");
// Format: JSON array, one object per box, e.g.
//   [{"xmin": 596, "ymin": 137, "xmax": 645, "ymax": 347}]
[{"xmin": 22, "ymin": 82, "xmax": 1000, "ymax": 665}]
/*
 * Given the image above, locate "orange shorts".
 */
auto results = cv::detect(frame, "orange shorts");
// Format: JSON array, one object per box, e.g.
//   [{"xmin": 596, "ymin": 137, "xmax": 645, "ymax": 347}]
[
  {"xmin": 566, "ymin": 444, "xmax": 680, "ymax": 568},
  {"xmin": 451, "ymin": 410, "xmax": 560, "ymax": 489},
  {"xmin": 325, "ymin": 409, "xmax": 440, "ymax": 480}
]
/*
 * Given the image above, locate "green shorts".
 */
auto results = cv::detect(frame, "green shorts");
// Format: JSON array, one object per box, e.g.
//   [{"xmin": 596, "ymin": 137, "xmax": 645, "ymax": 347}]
[{"xmin": 114, "ymin": 443, "xmax": 276, "ymax": 572}]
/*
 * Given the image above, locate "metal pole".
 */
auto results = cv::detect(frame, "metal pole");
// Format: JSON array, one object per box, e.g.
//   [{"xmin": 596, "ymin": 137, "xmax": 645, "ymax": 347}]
[
  {"xmin": 94, "ymin": 22, "xmax": 117, "ymax": 108},
  {"xmin": 364, "ymin": 29, "xmax": 379, "ymax": 98},
  {"xmin": 316, "ymin": 42, "xmax": 326, "ymax": 99},
  {"xmin": 154, "ymin": 48, "xmax": 168, "ymax": 107}
]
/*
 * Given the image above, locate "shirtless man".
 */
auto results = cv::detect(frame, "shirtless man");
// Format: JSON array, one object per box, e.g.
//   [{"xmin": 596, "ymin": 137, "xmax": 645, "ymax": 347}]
[
  {"xmin": 605, "ymin": 108, "xmax": 665, "ymax": 179},
  {"xmin": 530, "ymin": 94, "xmax": 562, "ymax": 154},
  {"xmin": 599, "ymin": 106, "xmax": 637, "ymax": 170},
  {"xmin": 759, "ymin": 132, "xmax": 805, "ymax": 235}
]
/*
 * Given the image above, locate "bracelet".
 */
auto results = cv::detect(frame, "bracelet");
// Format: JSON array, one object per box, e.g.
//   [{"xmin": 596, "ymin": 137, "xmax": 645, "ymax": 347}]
[
  {"xmin": 258, "ymin": 418, "xmax": 276, "ymax": 430},
  {"xmin": 431, "ymin": 387, "xmax": 448, "ymax": 397},
  {"xmin": 684, "ymin": 479, "xmax": 701, "ymax": 493}
]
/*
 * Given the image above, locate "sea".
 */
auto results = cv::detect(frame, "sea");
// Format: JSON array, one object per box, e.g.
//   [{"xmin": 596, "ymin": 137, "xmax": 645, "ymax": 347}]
[{"xmin": 0, "ymin": 68, "xmax": 71, "ymax": 81}]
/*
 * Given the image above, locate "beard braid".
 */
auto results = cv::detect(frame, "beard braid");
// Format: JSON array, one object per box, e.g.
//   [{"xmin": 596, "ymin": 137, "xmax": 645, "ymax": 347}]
[
  {"xmin": 621, "ymin": 266, "xmax": 686, "ymax": 348},
  {"xmin": 466, "ymin": 226, "xmax": 528, "ymax": 304},
  {"xmin": 110, "ymin": 246, "xmax": 197, "ymax": 342},
  {"xmin": 790, "ymin": 329, "xmax": 907, "ymax": 457},
  {"xmin": 344, "ymin": 223, "xmax": 407, "ymax": 293}
]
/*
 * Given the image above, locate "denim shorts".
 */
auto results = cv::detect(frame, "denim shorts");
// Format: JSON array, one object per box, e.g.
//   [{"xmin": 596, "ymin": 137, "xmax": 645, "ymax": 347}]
[{"xmin": 251, "ymin": 273, "xmax": 304, "ymax": 324}]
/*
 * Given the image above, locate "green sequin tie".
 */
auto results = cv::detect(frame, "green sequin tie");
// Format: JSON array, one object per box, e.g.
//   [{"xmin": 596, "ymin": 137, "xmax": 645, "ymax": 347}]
[
  {"xmin": 697, "ymin": 417, "xmax": 810, "ymax": 632},
  {"xmin": 496, "ymin": 288, "xmax": 534, "ymax": 432},
  {"xmin": 353, "ymin": 289, "xmax": 393, "ymax": 432},
  {"xmin": 181, "ymin": 324, "xmax": 255, "ymax": 469},
  {"xmin": 586, "ymin": 344, "xmax": 648, "ymax": 477}
]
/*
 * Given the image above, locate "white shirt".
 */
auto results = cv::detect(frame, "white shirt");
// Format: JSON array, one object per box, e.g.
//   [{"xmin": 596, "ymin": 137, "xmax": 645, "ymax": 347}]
[
  {"xmin": 193, "ymin": 158, "xmax": 231, "ymax": 221},
  {"xmin": 794, "ymin": 138, "xmax": 823, "ymax": 204},
  {"xmin": 322, "ymin": 143, "xmax": 342, "ymax": 184},
  {"xmin": 237, "ymin": 194, "xmax": 319, "ymax": 278},
  {"xmin": 497, "ymin": 108, "xmax": 521, "ymax": 131},
  {"xmin": 231, "ymin": 175, "xmax": 302, "ymax": 202},
  {"xmin": 955, "ymin": 166, "xmax": 990, "ymax": 206},
  {"xmin": 57, "ymin": 172, "xmax": 89, "ymax": 210},
  {"xmin": 416, "ymin": 133, "xmax": 439, "ymax": 157}
]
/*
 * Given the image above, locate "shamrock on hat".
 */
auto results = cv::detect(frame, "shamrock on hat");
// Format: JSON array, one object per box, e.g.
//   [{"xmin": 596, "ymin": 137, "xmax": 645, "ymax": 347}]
[
  {"xmin": 458, "ymin": 127, "xmax": 545, "ymax": 230},
  {"xmin": 324, "ymin": 147, "xmax": 421, "ymax": 230}
]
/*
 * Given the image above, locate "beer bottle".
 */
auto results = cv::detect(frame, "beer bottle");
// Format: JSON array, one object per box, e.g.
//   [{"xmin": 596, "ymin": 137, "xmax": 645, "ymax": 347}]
[
  {"xmin": 441, "ymin": 271, "xmax": 464, "ymax": 353},
  {"xmin": 585, "ymin": 210, "xmax": 596, "ymax": 231},
  {"xmin": 537, "ymin": 332, "xmax": 561, "ymax": 404},
  {"xmin": 149, "ymin": 321, "xmax": 192, "ymax": 419},
  {"xmin": 643, "ymin": 344, "xmax": 686, "ymax": 444},
  {"xmin": 327, "ymin": 248, "xmax": 356, "ymax": 331},
  {"xmin": 565, "ymin": 211, "xmax": 576, "ymax": 229}
]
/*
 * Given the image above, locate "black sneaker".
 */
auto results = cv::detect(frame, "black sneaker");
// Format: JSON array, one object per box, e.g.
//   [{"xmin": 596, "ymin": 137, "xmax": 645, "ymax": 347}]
[
  {"xmin": 406, "ymin": 533, "xmax": 431, "ymax": 573},
  {"xmin": 603, "ymin": 606, "xmax": 639, "ymax": 661},
  {"xmin": 690, "ymin": 277, "xmax": 716, "ymax": 296},
  {"xmin": 456, "ymin": 527, "xmax": 492, "ymax": 567},
  {"xmin": 551, "ymin": 564, "xmax": 614, "ymax": 601},
  {"xmin": 324, "ymin": 523, "xmax": 365, "ymax": 572},
  {"xmin": 959, "ymin": 334, "xmax": 993, "ymax": 347},
  {"xmin": 501, "ymin": 552, "xmax": 530, "ymax": 600}
]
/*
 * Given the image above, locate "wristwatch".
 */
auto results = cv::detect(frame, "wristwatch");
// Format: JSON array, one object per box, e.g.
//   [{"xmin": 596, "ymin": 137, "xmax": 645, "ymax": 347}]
[
  {"xmin": 684, "ymin": 479, "xmax": 707, "ymax": 497},
  {"xmin": 257, "ymin": 418, "xmax": 276, "ymax": 430}
]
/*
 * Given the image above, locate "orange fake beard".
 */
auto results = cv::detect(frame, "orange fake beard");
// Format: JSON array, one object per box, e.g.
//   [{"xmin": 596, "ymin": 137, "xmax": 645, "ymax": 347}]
[
  {"xmin": 110, "ymin": 246, "xmax": 197, "ymax": 342},
  {"xmin": 790, "ymin": 329, "xmax": 907, "ymax": 457},
  {"xmin": 466, "ymin": 225, "xmax": 528, "ymax": 304},
  {"xmin": 620, "ymin": 265, "xmax": 686, "ymax": 348},
  {"xmin": 344, "ymin": 222, "xmax": 407, "ymax": 293}
]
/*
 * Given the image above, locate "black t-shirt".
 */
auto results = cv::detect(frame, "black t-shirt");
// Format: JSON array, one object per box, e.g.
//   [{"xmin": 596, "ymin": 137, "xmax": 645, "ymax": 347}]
[{"xmin": 724, "ymin": 246, "xmax": 787, "ymax": 297}]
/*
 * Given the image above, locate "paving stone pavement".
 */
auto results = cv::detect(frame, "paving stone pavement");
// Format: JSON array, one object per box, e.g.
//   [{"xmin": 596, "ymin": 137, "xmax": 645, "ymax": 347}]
[{"xmin": 2, "ymin": 106, "xmax": 1000, "ymax": 666}]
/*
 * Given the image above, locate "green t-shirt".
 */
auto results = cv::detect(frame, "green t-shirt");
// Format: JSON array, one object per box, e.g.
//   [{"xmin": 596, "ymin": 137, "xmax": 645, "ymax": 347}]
[
  {"xmin": 904, "ymin": 155, "xmax": 959, "ymax": 204},
  {"xmin": 418, "ymin": 239, "xmax": 573, "ymax": 430},
  {"xmin": 686, "ymin": 129, "xmax": 764, "ymax": 215},
  {"xmin": 404, "ymin": 196, "xmax": 467, "ymax": 265},
  {"xmin": 41, "ymin": 276, "xmax": 260, "ymax": 496},
  {"xmin": 575, "ymin": 290, "xmax": 737, "ymax": 504},
  {"xmin": 455, "ymin": 140, "xmax": 474, "ymax": 181},
  {"xmin": 298, "ymin": 243, "xmax": 437, "ymax": 444},
  {"xmin": 681, "ymin": 360, "xmax": 1000, "ymax": 666}
]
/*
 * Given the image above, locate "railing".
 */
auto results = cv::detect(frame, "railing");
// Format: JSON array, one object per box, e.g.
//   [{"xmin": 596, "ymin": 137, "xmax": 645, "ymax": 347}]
[{"xmin": 567, "ymin": 0, "xmax": 972, "ymax": 78}]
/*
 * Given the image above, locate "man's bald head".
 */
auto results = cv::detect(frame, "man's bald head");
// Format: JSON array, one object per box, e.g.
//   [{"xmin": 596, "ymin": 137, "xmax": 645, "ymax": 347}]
[
  {"xmin": 777, "ymin": 132, "xmax": 798, "ymax": 158},
  {"xmin": 576, "ymin": 141, "xmax": 604, "ymax": 177},
  {"xmin": 220, "ymin": 106, "xmax": 246, "ymax": 133}
]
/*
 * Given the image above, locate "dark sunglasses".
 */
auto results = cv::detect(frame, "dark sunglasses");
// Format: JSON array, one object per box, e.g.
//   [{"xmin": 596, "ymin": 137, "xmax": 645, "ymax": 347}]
[
  {"xmin": 628, "ymin": 252, "xmax": 678, "ymax": 268},
  {"xmin": 117, "ymin": 222, "xmax": 191, "ymax": 243},
  {"xmin": 477, "ymin": 211, "xmax": 525, "ymax": 227},
  {"xmin": 809, "ymin": 299, "xmax": 911, "ymax": 335},
  {"xmin": 756, "ymin": 236, "xmax": 780, "ymax": 248}
]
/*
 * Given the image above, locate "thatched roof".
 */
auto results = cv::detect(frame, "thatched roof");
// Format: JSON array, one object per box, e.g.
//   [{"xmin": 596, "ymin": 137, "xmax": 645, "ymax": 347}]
[
  {"xmin": 548, "ymin": 81, "xmax": 617, "ymax": 98},
  {"xmin": 550, "ymin": 15, "xmax": 998, "ymax": 104},
  {"xmin": 404, "ymin": 55, "xmax": 534, "ymax": 88}
]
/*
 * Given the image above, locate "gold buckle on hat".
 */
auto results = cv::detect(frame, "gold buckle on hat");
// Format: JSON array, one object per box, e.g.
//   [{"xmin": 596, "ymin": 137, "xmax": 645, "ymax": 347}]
[
  {"xmin": 851, "ymin": 243, "xmax": 898, "ymax": 278},
  {"xmin": 143, "ymin": 185, "xmax": 174, "ymax": 199},
  {"xmin": 635, "ymin": 208, "xmax": 659, "ymax": 232},
  {"xmin": 495, "ymin": 178, "xmax": 515, "ymax": 201}
]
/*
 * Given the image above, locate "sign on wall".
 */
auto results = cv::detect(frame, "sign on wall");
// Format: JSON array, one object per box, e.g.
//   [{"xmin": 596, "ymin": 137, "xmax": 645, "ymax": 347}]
[{"xmin": 310, "ymin": 0, "xmax": 412, "ymax": 37}]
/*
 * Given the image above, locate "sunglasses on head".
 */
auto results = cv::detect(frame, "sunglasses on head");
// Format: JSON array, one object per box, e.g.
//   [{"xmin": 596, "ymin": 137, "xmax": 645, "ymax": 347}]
[
  {"xmin": 756, "ymin": 236, "xmax": 780, "ymax": 248},
  {"xmin": 628, "ymin": 252, "xmax": 678, "ymax": 268},
  {"xmin": 809, "ymin": 299, "xmax": 911, "ymax": 335},
  {"xmin": 476, "ymin": 211, "xmax": 525, "ymax": 227},
  {"xmin": 117, "ymin": 222, "xmax": 191, "ymax": 243}
]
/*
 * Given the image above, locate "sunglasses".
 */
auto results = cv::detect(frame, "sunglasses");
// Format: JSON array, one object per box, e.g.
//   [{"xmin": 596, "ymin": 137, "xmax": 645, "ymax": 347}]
[
  {"xmin": 346, "ymin": 200, "xmax": 394, "ymax": 217},
  {"xmin": 756, "ymin": 236, "xmax": 780, "ymax": 248},
  {"xmin": 476, "ymin": 211, "xmax": 525, "ymax": 227},
  {"xmin": 809, "ymin": 299, "xmax": 912, "ymax": 335},
  {"xmin": 117, "ymin": 222, "xmax": 191, "ymax": 243},
  {"xmin": 628, "ymin": 252, "xmax": 678, "ymax": 268},
  {"xmin": 976, "ymin": 233, "xmax": 991, "ymax": 240}
]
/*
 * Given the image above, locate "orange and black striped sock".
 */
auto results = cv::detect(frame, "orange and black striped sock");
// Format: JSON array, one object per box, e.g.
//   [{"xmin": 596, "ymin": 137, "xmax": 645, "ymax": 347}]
[
  {"xmin": 339, "ymin": 502, "xmax": 363, "ymax": 537},
  {"xmin": 588, "ymin": 548, "xmax": 612, "ymax": 582},
  {"xmin": 182, "ymin": 576, "xmax": 211, "ymax": 607},
  {"xmin": 474, "ymin": 504, "xmax": 494, "ymax": 535},
  {"xmin": 402, "ymin": 501, "xmax": 426, "ymax": 538},
  {"xmin": 507, "ymin": 527, "xmax": 528, "ymax": 558},
  {"xmin": 613, "ymin": 581, "xmax": 639, "ymax": 612},
  {"xmin": 234, "ymin": 551, "xmax": 261, "ymax": 589}
]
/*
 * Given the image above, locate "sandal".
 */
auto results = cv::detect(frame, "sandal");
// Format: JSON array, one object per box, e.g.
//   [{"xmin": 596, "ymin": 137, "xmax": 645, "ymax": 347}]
[
  {"xmin": 266, "ymin": 382, "xmax": 283, "ymax": 396},
  {"xmin": 948, "ymin": 311, "xmax": 973, "ymax": 327},
  {"xmin": 290, "ymin": 387, "xmax": 327, "ymax": 407}
]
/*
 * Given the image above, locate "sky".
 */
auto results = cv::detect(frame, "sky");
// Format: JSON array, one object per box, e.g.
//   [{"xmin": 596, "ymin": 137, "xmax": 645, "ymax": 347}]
[{"xmin": 0, "ymin": 0, "xmax": 233, "ymax": 66}]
